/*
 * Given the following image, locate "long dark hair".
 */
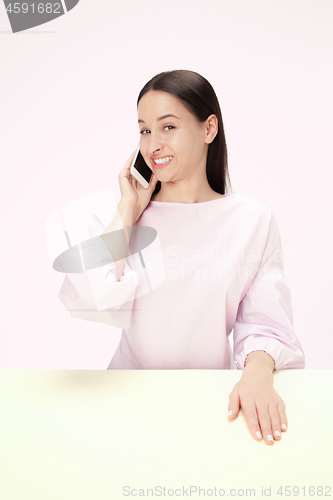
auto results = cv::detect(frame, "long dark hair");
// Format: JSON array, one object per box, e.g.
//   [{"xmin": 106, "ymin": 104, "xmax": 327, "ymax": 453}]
[{"xmin": 137, "ymin": 70, "xmax": 232, "ymax": 199}]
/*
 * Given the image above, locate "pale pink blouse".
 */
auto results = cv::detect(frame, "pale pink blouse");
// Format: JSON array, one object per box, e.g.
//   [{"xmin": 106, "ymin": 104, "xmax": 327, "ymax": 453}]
[{"xmin": 58, "ymin": 192, "xmax": 305, "ymax": 370}]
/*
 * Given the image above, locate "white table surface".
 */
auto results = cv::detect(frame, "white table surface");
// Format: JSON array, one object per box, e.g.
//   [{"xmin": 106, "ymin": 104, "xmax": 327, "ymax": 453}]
[{"xmin": 0, "ymin": 369, "xmax": 332, "ymax": 499}]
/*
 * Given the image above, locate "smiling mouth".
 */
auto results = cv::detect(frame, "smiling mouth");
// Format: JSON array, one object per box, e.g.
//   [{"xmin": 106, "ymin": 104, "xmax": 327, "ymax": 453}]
[{"xmin": 152, "ymin": 156, "xmax": 173, "ymax": 168}]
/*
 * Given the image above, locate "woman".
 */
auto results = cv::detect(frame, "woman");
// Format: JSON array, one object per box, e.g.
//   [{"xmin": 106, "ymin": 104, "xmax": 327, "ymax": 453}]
[{"xmin": 58, "ymin": 70, "xmax": 305, "ymax": 446}]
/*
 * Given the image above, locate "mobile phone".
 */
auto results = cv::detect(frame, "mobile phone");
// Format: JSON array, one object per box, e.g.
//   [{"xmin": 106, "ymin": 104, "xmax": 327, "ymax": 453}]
[{"xmin": 130, "ymin": 144, "xmax": 153, "ymax": 189}]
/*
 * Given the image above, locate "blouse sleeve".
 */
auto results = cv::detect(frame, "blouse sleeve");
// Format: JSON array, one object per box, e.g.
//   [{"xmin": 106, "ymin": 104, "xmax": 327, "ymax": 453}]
[
  {"xmin": 233, "ymin": 211, "xmax": 305, "ymax": 370},
  {"xmin": 58, "ymin": 209, "xmax": 140, "ymax": 330}
]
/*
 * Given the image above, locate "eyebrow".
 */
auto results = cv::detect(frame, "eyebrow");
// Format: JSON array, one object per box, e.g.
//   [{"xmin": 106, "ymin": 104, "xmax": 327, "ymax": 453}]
[{"xmin": 138, "ymin": 114, "xmax": 180, "ymax": 124}]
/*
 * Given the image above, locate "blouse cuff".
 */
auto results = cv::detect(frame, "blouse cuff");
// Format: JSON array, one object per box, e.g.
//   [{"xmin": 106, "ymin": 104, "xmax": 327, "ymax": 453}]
[
  {"xmin": 86, "ymin": 260, "xmax": 139, "ymax": 311},
  {"xmin": 235, "ymin": 335, "xmax": 305, "ymax": 370},
  {"xmin": 234, "ymin": 337, "xmax": 291, "ymax": 371}
]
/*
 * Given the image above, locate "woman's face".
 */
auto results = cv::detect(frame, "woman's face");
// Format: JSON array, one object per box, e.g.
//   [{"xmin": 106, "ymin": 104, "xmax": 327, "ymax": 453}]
[{"xmin": 137, "ymin": 90, "xmax": 217, "ymax": 183}]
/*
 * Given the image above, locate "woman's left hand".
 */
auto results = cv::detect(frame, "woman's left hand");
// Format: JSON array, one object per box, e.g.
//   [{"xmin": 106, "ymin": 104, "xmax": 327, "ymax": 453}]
[{"xmin": 227, "ymin": 351, "xmax": 287, "ymax": 445}]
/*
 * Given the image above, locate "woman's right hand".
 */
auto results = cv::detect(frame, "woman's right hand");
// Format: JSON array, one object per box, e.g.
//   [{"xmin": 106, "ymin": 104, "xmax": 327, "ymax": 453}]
[{"xmin": 118, "ymin": 150, "xmax": 159, "ymax": 224}]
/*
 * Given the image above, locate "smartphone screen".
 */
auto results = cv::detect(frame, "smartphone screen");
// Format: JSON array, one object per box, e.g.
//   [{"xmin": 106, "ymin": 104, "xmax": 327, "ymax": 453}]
[{"xmin": 133, "ymin": 150, "xmax": 152, "ymax": 184}]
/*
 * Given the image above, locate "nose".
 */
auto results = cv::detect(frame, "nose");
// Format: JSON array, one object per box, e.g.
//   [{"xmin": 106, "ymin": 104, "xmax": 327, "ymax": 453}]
[{"xmin": 147, "ymin": 131, "xmax": 164, "ymax": 156}]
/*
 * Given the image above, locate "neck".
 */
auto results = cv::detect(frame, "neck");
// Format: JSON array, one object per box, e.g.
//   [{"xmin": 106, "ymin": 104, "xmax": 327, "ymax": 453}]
[{"xmin": 152, "ymin": 187, "xmax": 224, "ymax": 204}]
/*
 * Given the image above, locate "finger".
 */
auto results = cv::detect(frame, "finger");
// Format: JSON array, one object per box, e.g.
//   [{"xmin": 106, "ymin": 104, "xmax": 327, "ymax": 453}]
[
  {"xmin": 277, "ymin": 401, "xmax": 288, "ymax": 432},
  {"xmin": 227, "ymin": 387, "xmax": 240, "ymax": 420},
  {"xmin": 268, "ymin": 404, "xmax": 281, "ymax": 441},
  {"xmin": 120, "ymin": 150, "xmax": 137, "ymax": 178},
  {"xmin": 256, "ymin": 405, "xmax": 274, "ymax": 445},
  {"xmin": 151, "ymin": 175, "xmax": 159, "ymax": 193},
  {"xmin": 150, "ymin": 172, "xmax": 158, "ymax": 189},
  {"xmin": 241, "ymin": 402, "xmax": 263, "ymax": 441},
  {"xmin": 126, "ymin": 149, "xmax": 137, "ymax": 169}
]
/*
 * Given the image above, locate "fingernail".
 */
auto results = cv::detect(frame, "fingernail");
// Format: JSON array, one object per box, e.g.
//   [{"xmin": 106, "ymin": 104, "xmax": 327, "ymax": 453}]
[
  {"xmin": 274, "ymin": 430, "xmax": 281, "ymax": 437},
  {"xmin": 228, "ymin": 410, "xmax": 233, "ymax": 416},
  {"xmin": 256, "ymin": 431, "xmax": 262, "ymax": 439},
  {"xmin": 267, "ymin": 434, "xmax": 274, "ymax": 441},
  {"xmin": 282, "ymin": 424, "xmax": 287, "ymax": 430}
]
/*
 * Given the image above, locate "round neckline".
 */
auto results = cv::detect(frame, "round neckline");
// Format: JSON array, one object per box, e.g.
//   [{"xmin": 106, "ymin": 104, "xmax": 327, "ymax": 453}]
[{"xmin": 149, "ymin": 191, "xmax": 237, "ymax": 206}]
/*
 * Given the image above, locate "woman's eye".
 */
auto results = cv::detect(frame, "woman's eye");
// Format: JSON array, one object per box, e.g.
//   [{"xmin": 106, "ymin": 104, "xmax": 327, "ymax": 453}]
[{"xmin": 139, "ymin": 126, "xmax": 174, "ymax": 134}]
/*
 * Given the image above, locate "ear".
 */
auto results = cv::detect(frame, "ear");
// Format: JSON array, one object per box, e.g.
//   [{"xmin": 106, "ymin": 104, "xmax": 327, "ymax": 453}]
[{"xmin": 204, "ymin": 114, "xmax": 218, "ymax": 144}]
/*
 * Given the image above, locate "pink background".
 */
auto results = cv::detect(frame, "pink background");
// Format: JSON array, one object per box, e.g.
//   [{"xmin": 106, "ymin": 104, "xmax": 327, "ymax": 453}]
[{"xmin": 0, "ymin": 0, "xmax": 332, "ymax": 368}]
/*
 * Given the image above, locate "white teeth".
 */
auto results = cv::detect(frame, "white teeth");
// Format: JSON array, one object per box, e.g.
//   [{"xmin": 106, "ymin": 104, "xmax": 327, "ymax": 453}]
[{"xmin": 154, "ymin": 156, "xmax": 173, "ymax": 165}]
